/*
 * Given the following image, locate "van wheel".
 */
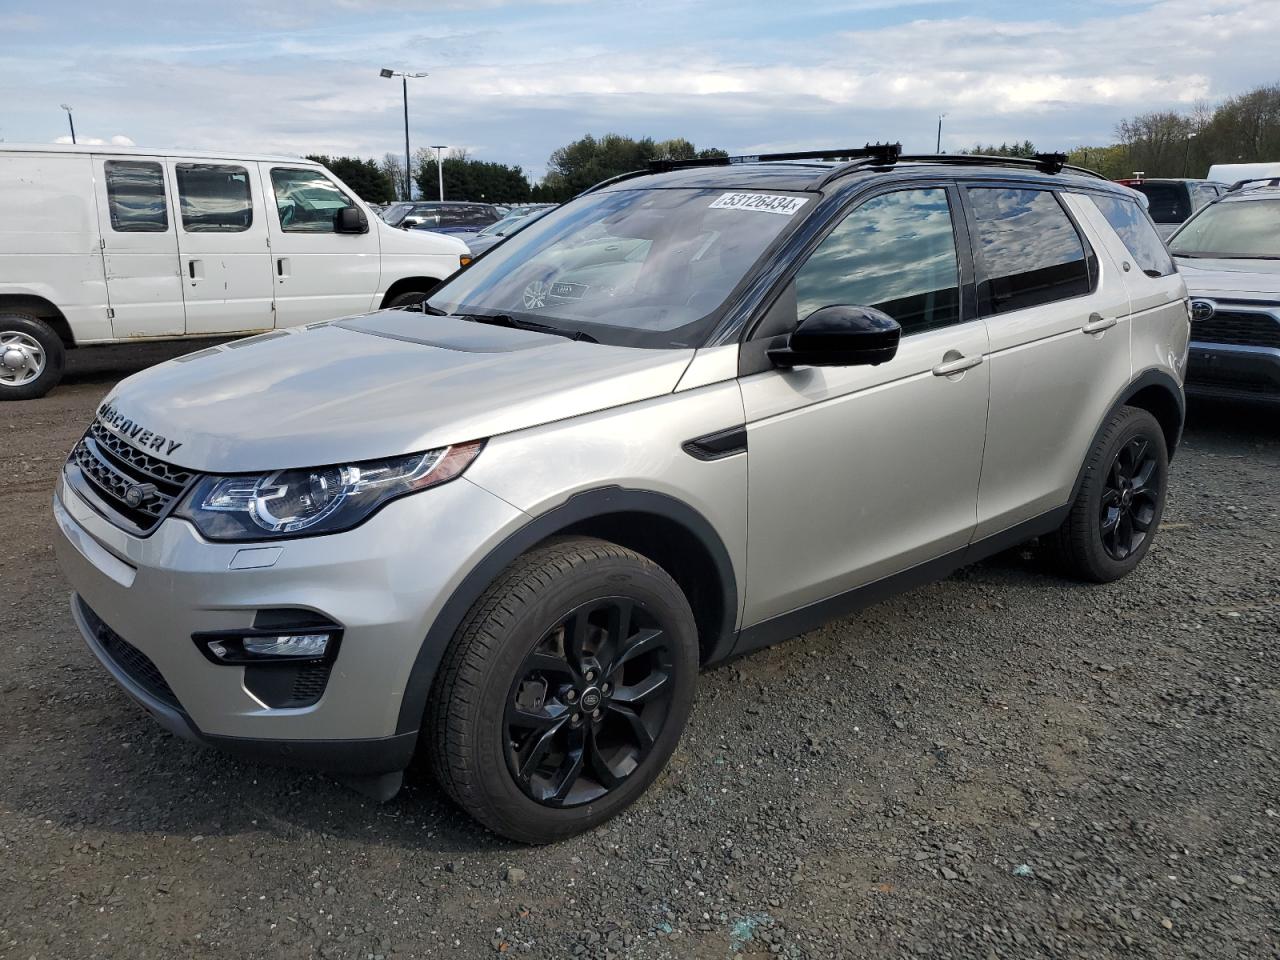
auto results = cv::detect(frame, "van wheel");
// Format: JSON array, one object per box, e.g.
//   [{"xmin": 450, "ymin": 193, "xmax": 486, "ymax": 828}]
[
  {"xmin": 0, "ymin": 314, "xmax": 65, "ymax": 401},
  {"xmin": 1047, "ymin": 406, "xmax": 1168, "ymax": 583},
  {"xmin": 385, "ymin": 290, "xmax": 433, "ymax": 310},
  {"xmin": 429, "ymin": 537, "xmax": 699, "ymax": 843}
]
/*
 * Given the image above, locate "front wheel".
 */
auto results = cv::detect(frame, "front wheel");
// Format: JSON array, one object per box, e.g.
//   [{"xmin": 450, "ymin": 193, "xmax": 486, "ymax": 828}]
[
  {"xmin": 428, "ymin": 537, "xmax": 699, "ymax": 843},
  {"xmin": 0, "ymin": 314, "xmax": 65, "ymax": 400},
  {"xmin": 1047, "ymin": 405, "xmax": 1169, "ymax": 582}
]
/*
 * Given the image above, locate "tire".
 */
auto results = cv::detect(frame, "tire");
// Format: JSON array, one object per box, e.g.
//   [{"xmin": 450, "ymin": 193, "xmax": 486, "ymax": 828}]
[
  {"xmin": 0, "ymin": 313, "xmax": 65, "ymax": 401},
  {"xmin": 384, "ymin": 290, "xmax": 433, "ymax": 310},
  {"xmin": 1046, "ymin": 405, "xmax": 1169, "ymax": 583},
  {"xmin": 429, "ymin": 537, "xmax": 699, "ymax": 843}
]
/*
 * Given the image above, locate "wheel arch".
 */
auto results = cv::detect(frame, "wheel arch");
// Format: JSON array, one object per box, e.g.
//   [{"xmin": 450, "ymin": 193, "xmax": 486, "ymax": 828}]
[
  {"xmin": 0, "ymin": 294, "xmax": 75, "ymax": 348},
  {"xmin": 379, "ymin": 277, "xmax": 442, "ymax": 308},
  {"xmin": 1119, "ymin": 369, "xmax": 1185, "ymax": 460},
  {"xmin": 394, "ymin": 487, "xmax": 739, "ymax": 737}
]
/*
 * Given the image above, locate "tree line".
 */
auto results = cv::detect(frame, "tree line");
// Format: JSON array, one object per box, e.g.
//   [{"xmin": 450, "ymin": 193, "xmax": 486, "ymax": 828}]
[
  {"xmin": 960, "ymin": 82, "xmax": 1280, "ymax": 180},
  {"xmin": 310, "ymin": 134, "xmax": 728, "ymax": 205},
  {"xmin": 311, "ymin": 80, "xmax": 1279, "ymax": 206}
]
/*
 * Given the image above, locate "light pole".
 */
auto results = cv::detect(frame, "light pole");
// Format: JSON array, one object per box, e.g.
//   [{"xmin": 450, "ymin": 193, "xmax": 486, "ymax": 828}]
[
  {"xmin": 936, "ymin": 113, "xmax": 946, "ymax": 154},
  {"xmin": 380, "ymin": 68, "xmax": 427, "ymax": 200},
  {"xmin": 60, "ymin": 104, "xmax": 76, "ymax": 144},
  {"xmin": 1183, "ymin": 132, "xmax": 1197, "ymax": 177},
  {"xmin": 430, "ymin": 145, "xmax": 446, "ymax": 201}
]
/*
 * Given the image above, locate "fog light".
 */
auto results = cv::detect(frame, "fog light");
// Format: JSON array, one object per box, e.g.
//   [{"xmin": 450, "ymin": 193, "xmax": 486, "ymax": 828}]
[
  {"xmin": 195, "ymin": 628, "xmax": 341, "ymax": 665},
  {"xmin": 243, "ymin": 634, "xmax": 330, "ymax": 658}
]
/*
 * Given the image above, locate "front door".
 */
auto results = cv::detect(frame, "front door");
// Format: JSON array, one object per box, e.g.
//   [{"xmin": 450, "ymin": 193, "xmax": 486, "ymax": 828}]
[
  {"xmin": 739, "ymin": 185, "xmax": 990, "ymax": 629},
  {"xmin": 167, "ymin": 158, "xmax": 275, "ymax": 335},
  {"xmin": 94, "ymin": 156, "xmax": 185, "ymax": 338},
  {"xmin": 262, "ymin": 164, "xmax": 380, "ymax": 328}
]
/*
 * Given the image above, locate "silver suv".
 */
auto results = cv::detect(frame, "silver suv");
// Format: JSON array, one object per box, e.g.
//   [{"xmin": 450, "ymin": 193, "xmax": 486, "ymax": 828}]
[{"xmin": 53, "ymin": 147, "xmax": 1190, "ymax": 843}]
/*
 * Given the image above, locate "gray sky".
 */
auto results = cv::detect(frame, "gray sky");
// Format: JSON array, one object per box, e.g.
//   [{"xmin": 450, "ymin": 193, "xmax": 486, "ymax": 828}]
[{"xmin": 1, "ymin": 0, "xmax": 1275, "ymax": 179}]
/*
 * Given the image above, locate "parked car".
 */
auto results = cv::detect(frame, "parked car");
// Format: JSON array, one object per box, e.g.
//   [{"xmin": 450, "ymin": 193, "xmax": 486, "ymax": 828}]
[
  {"xmin": 388, "ymin": 201, "xmax": 503, "ymax": 233},
  {"xmin": 54, "ymin": 147, "xmax": 1188, "ymax": 843},
  {"xmin": 1114, "ymin": 177, "xmax": 1229, "ymax": 239},
  {"xmin": 1168, "ymin": 179, "xmax": 1280, "ymax": 403},
  {"xmin": 458, "ymin": 207, "xmax": 554, "ymax": 256},
  {"xmin": 0, "ymin": 144, "xmax": 468, "ymax": 400}
]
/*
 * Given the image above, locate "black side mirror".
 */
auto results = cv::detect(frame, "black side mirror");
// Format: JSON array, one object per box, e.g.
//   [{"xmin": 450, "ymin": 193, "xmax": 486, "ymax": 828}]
[
  {"xmin": 768, "ymin": 305, "xmax": 901, "ymax": 368},
  {"xmin": 335, "ymin": 207, "xmax": 369, "ymax": 234}
]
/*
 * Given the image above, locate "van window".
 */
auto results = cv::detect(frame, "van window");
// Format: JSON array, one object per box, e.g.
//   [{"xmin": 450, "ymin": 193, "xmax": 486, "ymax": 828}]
[
  {"xmin": 269, "ymin": 167, "xmax": 357, "ymax": 233},
  {"xmin": 967, "ymin": 187, "xmax": 1092, "ymax": 313},
  {"xmin": 1089, "ymin": 194, "xmax": 1176, "ymax": 278},
  {"xmin": 794, "ymin": 188, "xmax": 962, "ymax": 335},
  {"xmin": 104, "ymin": 160, "xmax": 169, "ymax": 232},
  {"xmin": 176, "ymin": 164, "xmax": 252, "ymax": 232}
]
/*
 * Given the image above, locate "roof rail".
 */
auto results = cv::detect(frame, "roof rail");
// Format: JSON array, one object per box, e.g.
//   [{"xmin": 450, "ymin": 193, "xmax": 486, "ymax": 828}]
[
  {"xmin": 1226, "ymin": 176, "xmax": 1280, "ymax": 192},
  {"xmin": 648, "ymin": 142, "xmax": 902, "ymax": 174},
  {"xmin": 894, "ymin": 152, "xmax": 1107, "ymax": 180}
]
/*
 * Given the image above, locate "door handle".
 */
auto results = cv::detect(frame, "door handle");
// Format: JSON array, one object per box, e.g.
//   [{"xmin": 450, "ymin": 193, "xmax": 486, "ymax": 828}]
[
  {"xmin": 276, "ymin": 257, "xmax": 290, "ymax": 279},
  {"xmin": 187, "ymin": 259, "xmax": 203, "ymax": 281},
  {"xmin": 931, "ymin": 353, "xmax": 983, "ymax": 377},
  {"xmin": 1082, "ymin": 313, "xmax": 1117, "ymax": 334}
]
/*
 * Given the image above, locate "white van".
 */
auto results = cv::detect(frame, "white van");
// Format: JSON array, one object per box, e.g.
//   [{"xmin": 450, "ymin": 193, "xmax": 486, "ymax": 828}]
[
  {"xmin": 0, "ymin": 144, "xmax": 469, "ymax": 399},
  {"xmin": 1205, "ymin": 161, "xmax": 1280, "ymax": 187}
]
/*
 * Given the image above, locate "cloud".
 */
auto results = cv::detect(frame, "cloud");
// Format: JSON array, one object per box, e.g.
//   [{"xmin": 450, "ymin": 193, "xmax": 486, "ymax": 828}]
[{"xmin": 1, "ymin": 0, "xmax": 1274, "ymax": 178}]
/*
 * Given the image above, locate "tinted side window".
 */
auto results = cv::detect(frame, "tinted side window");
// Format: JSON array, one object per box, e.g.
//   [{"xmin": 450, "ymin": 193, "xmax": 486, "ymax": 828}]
[
  {"xmin": 269, "ymin": 167, "xmax": 356, "ymax": 233},
  {"xmin": 176, "ymin": 163, "xmax": 252, "ymax": 232},
  {"xmin": 967, "ymin": 187, "xmax": 1091, "ymax": 313},
  {"xmin": 104, "ymin": 160, "xmax": 168, "ymax": 232},
  {"xmin": 794, "ymin": 188, "xmax": 961, "ymax": 335},
  {"xmin": 1089, "ymin": 194, "xmax": 1176, "ymax": 278}
]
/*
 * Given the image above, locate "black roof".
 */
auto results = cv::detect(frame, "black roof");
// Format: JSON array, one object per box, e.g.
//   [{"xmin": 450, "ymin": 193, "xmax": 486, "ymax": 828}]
[{"xmin": 593, "ymin": 157, "xmax": 1129, "ymax": 197}]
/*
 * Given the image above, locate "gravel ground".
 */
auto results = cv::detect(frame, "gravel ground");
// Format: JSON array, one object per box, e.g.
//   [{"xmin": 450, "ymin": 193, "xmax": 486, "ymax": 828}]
[{"xmin": 2, "ymin": 343, "xmax": 1277, "ymax": 960}]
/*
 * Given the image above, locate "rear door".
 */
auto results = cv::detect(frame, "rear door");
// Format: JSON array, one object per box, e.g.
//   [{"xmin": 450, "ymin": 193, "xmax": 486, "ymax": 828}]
[
  {"xmin": 962, "ymin": 183, "xmax": 1132, "ymax": 539},
  {"xmin": 93, "ymin": 156, "xmax": 185, "ymax": 337},
  {"xmin": 167, "ymin": 158, "xmax": 275, "ymax": 335},
  {"xmin": 263, "ymin": 164, "xmax": 380, "ymax": 327}
]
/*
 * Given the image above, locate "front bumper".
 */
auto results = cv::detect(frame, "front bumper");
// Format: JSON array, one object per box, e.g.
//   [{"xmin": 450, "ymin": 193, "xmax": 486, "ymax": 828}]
[
  {"xmin": 1186, "ymin": 341, "xmax": 1280, "ymax": 403},
  {"xmin": 53, "ymin": 471, "xmax": 525, "ymax": 768}
]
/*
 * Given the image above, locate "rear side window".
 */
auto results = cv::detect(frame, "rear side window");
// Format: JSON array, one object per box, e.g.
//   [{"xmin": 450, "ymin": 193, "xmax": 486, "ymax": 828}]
[
  {"xmin": 1089, "ymin": 194, "xmax": 1176, "ymax": 278},
  {"xmin": 794, "ymin": 188, "xmax": 962, "ymax": 335},
  {"xmin": 176, "ymin": 163, "xmax": 252, "ymax": 232},
  {"xmin": 104, "ymin": 160, "xmax": 168, "ymax": 232},
  {"xmin": 967, "ymin": 187, "xmax": 1092, "ymax": 313},
  {"xmin": 269, "ymin": 167, "xmax": 357, "ymax": 233}
]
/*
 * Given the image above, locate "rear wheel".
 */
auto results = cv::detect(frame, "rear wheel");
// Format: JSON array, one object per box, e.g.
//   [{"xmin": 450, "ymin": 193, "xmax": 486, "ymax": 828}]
[
  {"xmin": 384, "ymin": 290, "xmax": 433, "ymax": 310},
  {"xmin": 429, "ymin": 537, "xmax": 698, "ymax": 843},
  {"xmin": 0, "ymin": 313, "xmax": 65, "ymax": 401},
  {"xmin": 1047, "ymin": 405, "xmax": 1168, "ymax": 582}
]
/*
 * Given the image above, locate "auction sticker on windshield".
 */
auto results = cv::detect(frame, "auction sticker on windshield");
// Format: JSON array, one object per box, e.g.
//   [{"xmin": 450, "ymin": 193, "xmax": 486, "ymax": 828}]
[{"xmin": 709, "ymin": 193, "xmax": 809, "ymax": 216}]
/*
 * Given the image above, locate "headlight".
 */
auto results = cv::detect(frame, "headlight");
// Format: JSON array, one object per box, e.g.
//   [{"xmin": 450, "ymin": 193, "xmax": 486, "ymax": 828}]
[{"xmin": 176, "ymin": 440, "xmax": 483, "ymax": 540}]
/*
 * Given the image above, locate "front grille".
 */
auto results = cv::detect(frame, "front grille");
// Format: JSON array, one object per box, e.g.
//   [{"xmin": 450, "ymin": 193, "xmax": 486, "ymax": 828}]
[
  {"xmin": 80, "ymin": 600, "xmax": 181, "ymax": 711},
  {"xmin": 66, "ymin": 420, "xmax": 198, "ymax": 534},
  {"xmin": 1192, "ymin": 309, "xmax": 1280, "ymax": 348}
]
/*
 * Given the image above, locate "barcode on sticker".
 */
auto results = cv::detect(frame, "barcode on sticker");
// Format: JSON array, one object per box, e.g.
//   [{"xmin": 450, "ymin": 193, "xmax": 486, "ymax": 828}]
[{"xmin": 708, "ymin": 193, "xmax": 809, "ymax": 216}]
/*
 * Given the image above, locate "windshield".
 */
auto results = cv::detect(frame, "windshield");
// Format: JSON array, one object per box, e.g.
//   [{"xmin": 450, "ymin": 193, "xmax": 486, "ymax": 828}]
[
  {"xmin": 1169, "ymin": 198, "xmax": 1280, "ymax": 259},
  {"xmin": 1131, "ymin": 183, "xmax": 1190, "ymax": 224},
  {"xmin": 426, "ymin": 187, "xmax": 808, "ymax": 348}
]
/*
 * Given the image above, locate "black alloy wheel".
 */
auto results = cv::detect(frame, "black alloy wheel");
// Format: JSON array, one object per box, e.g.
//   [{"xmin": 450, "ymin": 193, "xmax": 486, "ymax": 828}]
[
  {"xmin": 505, "ymin": 597, "xmax": 674, "ymax": 806},
  {"xmin": 1099, "ymin": 436, "xmax": 1160, "ymax": 561}
]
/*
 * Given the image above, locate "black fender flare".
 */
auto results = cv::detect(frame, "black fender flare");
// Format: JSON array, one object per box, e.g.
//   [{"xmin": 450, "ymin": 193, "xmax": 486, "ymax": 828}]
[
  {"xmin": 394, "ymin": 486, "xmax": 739, "ymax": 736},
  {"xmin": 1069, "ymin": 367, "xmax": 1185, "ymax": 505}
]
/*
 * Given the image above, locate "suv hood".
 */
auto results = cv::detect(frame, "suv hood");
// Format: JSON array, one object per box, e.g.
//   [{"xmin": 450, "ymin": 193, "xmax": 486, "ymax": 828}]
[
  {"xmin": 96, "ymin": 312, "xmax": 694, "ymax": 473},
  {"xmin": 1175, "ymin": 256, "xmax": 1280, "ymax": 299}
]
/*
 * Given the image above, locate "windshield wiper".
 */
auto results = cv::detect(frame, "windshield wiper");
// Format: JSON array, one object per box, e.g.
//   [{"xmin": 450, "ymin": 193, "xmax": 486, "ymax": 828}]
[
  {"xmin": 457, "ymin": 312, "xmax": 598, "ymax": 343},
  {"xmin": 420, "ymin": 301, "xmax": 448, "ymax": 315}
]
